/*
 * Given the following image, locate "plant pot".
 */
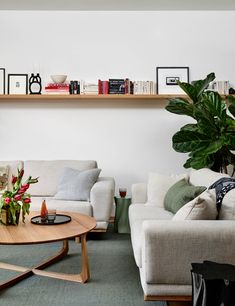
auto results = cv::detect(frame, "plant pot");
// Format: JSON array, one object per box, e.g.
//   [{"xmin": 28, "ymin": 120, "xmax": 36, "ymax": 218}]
[{"xmin": 0, "ymin": 206, "xmax": 21, "ymax": 225}]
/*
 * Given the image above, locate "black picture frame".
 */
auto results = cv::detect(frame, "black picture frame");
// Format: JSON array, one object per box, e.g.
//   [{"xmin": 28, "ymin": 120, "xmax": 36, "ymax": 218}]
[
  {"xmin": 8, "ymin": 74, "xmax": 28, "ymax": 95},
  {"xmin": 156, "ymin": 67, "xmax": 189, "ymax": 94},
  {"xmin": 0, "ymin": 68, "xmax": 5, "ymax": 95}
]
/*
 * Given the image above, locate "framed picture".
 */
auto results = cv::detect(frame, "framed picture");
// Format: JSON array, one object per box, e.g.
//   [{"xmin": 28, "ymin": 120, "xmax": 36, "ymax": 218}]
[
  {"xmin": 0, "ymin": 68, "xmax": 5, "ymax": 94},
  {"xmin": 156, "ymin": 67, "xmax": 189, "ymax": 94},
  {"xmin": 8, "ymin": 74, "xmax": 28, "ymax": 95}
]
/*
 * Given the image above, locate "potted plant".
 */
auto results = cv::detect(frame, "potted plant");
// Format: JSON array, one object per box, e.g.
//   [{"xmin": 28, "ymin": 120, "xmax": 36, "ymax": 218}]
[
  {"xmin": 0, "ymin": 168, "xmax": 38, "ymax": 225},
  {"xmin": 165, "ymin": 72, "xmax": 235, "ymax": 174}
]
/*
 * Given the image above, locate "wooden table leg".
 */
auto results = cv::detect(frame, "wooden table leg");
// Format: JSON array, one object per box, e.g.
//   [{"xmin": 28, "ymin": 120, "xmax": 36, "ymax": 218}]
[
  {"xmin": 0, "ymin": 239, "xmax": 69, "ymax": 289},
  {"xmin": 33, "ymin": 233, "xmax": 90, "ymax": 283}
]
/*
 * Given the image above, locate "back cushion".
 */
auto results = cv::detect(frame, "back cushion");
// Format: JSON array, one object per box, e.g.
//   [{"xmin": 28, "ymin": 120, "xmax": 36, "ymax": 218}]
[
  {"xmin": 189, "ymin": 168, "xmax": 229, "ymax": 188},
  {"xmin": 146, "ymin": 172, "xmax": 188, "ymax": 207},
  {"xmin": 24, "ymin": 160, "xmax": 97, "ymax": 196},
  {"xmin": 0, "ymin": 160, "xmax": 23, "ymax": 193},
  {"xmin": 219, "ymin": 189, "xmax": 235, "ymax": 220}
]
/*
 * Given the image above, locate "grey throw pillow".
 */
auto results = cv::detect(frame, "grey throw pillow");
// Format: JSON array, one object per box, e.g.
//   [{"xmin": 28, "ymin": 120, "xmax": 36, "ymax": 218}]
[{"xmin": 54, "ymin": 167, "xmax": 101, "ymax": 201}]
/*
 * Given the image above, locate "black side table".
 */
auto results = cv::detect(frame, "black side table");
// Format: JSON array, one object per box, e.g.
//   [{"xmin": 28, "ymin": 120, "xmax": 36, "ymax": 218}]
[{"xmin": 114, "ymin": 197, "xmax": 131, "ymax": 234}]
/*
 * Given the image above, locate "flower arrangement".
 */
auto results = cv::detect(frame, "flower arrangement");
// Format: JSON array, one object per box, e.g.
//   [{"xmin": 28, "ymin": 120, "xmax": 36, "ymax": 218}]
[{"xmin": 0, "ymin": 168, "xmax": 38, "ymax": 224}]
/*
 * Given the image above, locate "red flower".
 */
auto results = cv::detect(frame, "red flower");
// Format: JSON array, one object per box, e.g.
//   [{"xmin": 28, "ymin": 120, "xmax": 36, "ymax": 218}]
[
  {"xmin": 18, "ymin": 188, "xmax": 26, "ymax": 194},
  {"xmin": 21, "ymin": 183, "xmax": 30, "ymax": 190},
  {"xmin": 14, "ymin": 194, "xmax": 22, "ymax": 201},
  {"xmin": 4, "ymin": 197, "xmax": 11, "ymax": 204},
  {"xmin": 24, "ymin": 198, "xmax": 31, "ymax": 204},
  {"xmin": 12, "ymin": 176, "xmax": 17, "ymax": 184}
]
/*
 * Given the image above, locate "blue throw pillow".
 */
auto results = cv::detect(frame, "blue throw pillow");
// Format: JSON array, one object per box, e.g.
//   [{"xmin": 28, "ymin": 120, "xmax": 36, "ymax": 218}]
[{"xmin": 54, "ymin": 167, "xmax": 101, "ymax": 201}]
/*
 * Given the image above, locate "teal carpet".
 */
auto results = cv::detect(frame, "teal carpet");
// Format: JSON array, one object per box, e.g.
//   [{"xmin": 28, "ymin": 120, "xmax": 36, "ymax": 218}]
[{"xmin": 0, "ymin": 229, "xmax": 166, "ymax": 306}]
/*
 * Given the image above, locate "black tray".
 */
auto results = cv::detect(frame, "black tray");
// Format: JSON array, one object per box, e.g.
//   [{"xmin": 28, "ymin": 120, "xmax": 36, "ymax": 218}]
[{"xmin": 31, "ymin": 214, "xmax": 71, "ymax": 225}]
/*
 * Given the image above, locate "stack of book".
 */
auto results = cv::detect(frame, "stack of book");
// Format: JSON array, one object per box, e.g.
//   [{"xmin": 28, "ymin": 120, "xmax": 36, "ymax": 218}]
[
  {"xmin": 133, "ymin": 81, "xmax": 155, "ymax": 95},
  {"xmin": 98, "ymin": 80, "xmax": 109, "ymax": 94},
  {"xmin": 69, "ymin": 81, "xmax": 80, "ymax": 94},
  {"xmin": 108, "ymin": 79, "xmax": 126, "ymax": 94},
  {"xmin": 44, "ymin": 83, "xmax": 70, "ymax": 94},
  {"xmin": 80, "ymin": 81, "xmax": 99, "ymax": 95}
]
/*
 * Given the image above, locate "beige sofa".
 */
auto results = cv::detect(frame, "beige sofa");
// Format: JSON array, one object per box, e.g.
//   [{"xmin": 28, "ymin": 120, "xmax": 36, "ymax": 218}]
[
  {"xmin": 1, "ymin": 160, "xmax": 115, "ymax": 230},
  {"xmin": 129, "ymin": 168, "xmax": 235, "ymax": 302}
]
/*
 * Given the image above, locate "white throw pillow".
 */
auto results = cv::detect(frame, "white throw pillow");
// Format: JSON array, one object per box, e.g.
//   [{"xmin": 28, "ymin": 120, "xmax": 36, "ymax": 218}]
[
  {"xmin": 146, "ymin": 172, "xmax": 188, "ymax": 207},
  {"xmin": 0, "ymin": 166, "xmax": 9, "ymax": 193},
  {"xmin": 172, "ymin": 189, "xmax": 217, "ymax": 220},
  {"xmin": 219, "ymin": 189, "xmax": 235, "ymax": 220},
  {"xmin": 189, "ymin": 168, "xmax": 229, "ymax": 189}
]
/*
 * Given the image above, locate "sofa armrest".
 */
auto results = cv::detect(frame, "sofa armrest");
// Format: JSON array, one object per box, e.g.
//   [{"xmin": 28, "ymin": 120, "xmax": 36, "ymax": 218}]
[
  {"xmin": 90, "ymin": 177, "xmax": 115, "ymax": 222},
  {"xmin": 131, "ymin": 183, "xmax": 147, "ymax": 204},
  {"xmin": 142, "ymin": 220, "xmax": 235, "ymax": 285}
]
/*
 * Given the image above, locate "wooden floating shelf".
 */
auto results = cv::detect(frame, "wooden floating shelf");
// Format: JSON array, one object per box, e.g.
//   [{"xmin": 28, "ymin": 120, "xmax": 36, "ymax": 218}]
[{"xmin": 0, "ymin": 94, "xmax": 186, "ymax": 100}]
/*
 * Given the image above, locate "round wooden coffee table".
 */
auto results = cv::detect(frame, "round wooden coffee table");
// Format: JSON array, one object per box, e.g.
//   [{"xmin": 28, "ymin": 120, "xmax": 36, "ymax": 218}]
[{"xmin": 0, "ymin": 211, "xmax": 96, "ymax": 290}]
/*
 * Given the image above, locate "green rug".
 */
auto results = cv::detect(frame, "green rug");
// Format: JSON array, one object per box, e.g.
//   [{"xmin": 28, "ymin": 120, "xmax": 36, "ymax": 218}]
[{"xmin": 0, "ymin": 230, "xmax": 166, "ymax": 306}]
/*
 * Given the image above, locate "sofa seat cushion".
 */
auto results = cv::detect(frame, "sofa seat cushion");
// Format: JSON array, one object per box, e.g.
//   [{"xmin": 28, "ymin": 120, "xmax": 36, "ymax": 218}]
[
  {"xmin": 164, "ymin": 178, "xmax": 206, "ymax": 214},
  {"xmin": 129, "ymin": 204, "xmax": 173, "ymax": 268},
  {"xmin": 147, "ymin": 172, "xmax": 188, "ymax": 207},
  {"xmin": 54, "ymin": 168, "xmax": 101, "ymax": 201},
  {"xmin": 24, "ymin": 160, "xmax": 97, "ymax": 196},
  {"xmin": 189, "ymin": 168, "xmax": 229, "ymax": 188},
  {"xmin": 30, "ymin": 197, "xmax": 92, "ymax": 216}
]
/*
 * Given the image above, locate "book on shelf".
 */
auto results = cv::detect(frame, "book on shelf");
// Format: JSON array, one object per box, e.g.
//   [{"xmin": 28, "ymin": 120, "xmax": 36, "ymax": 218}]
[
  {"xmin": 69, "ymin": 81, "xmax": 80, "ymax": 94},
  {"xmin": 80, "ymin": 81, "xmax": 98, "ymax": 95},
  {"xmin": 133, "ymin": 81, "xmax": 155, "ymax": 95},
  {"xmin": 98, "ymin": 80, "xmax": 109, "ymax": 95},
  {"xmin": 44, "ymin": 82, "xmax": 70, "ymax": 95},
  {"xmin": 108, "ymin": 79, "xmax": 125, "ymax": 94}
]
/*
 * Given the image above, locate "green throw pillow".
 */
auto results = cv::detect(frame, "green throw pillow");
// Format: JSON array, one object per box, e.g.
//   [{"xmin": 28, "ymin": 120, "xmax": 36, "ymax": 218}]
[{"xmin": 164, "ymin": 178, "xmax": 206, "ymax": 214}]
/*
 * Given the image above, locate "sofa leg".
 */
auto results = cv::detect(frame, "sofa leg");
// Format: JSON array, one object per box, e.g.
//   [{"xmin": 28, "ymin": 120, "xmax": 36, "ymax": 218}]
[{"xmin": 168, "ymin": 302, "xmax": 192, "ymax": 306}]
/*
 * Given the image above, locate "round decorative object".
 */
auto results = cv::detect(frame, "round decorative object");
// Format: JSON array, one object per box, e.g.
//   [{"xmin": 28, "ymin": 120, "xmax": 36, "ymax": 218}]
[
  {"xmin": 29, "ymin": 73, "xmax": 42, "ymax": 94},
  {"xmin": 31, "ymin": 214, "xmax": 71, "ymax": 225},
  {"xmin": 51, "ymin": 75, "xmax": 67, "ymax": 84}
]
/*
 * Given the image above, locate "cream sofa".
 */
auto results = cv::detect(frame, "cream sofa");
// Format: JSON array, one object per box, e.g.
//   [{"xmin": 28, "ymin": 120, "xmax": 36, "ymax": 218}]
[
  {"xmin": 1, "ymin": 160, "xmax": 115, "ymax": 230},
  {"xmin": 129, "ymin": 168, "xmax": 235, "ymax": 302}
]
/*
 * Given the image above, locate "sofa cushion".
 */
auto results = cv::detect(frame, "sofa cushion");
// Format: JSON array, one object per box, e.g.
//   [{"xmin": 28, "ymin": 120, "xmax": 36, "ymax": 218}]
[
  {"xmin": 172, "ymin": 190, "xmax": 217, "ymax": 220},
  {"xmin": 0, "ymin": 161, "xmax": 23, "ymax": 193},
  {"xmin": 129, "ymin": 204, "xmax": 173, "ymax": 268},
  {"xmin": 30, "ymin": 196, "xmax": 92, "ymax": 216},
  {"xmin": 0, "ymin": 165, "xmax": 9, "ymax": 193},
  {"xmin": 219, "ymin": 189, "xmax": 235, "ymax": 220},
  {"xmin": 164, "ymin": 178, "xmax": 206, "ymax": 214},
  {"xmin": 54, "ymin": 167, "xmax": 101, "ymax": 201},
  {"xmin": 147, "ymin": 172, "xmax": 188, "ymax": 207},
  {"xmin": 24, "ymin": 160, "xmax": 97, "ymax": 196},
  {"xmin": 189, "ymin": 168, "xmax": 229, "ymax": 188}
]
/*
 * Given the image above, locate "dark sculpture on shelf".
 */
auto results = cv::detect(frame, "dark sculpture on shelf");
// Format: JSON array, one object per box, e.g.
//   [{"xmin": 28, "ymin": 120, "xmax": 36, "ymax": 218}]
[{"xmin": 29, "ymin": 73, "xmax": 42, "ymax": 94}]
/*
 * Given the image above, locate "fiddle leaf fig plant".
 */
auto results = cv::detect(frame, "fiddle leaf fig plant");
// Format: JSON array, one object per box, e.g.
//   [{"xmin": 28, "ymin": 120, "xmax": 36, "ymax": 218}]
[{"xmin": 165, "ymin": 72, "xmax": 235, "ymax": 174}]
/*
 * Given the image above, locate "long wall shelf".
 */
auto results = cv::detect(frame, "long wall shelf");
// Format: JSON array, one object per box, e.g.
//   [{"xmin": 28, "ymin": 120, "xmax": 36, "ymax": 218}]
[{"xmin": 0, "ymin": 94, "xmax": 185, "ymax": 100}]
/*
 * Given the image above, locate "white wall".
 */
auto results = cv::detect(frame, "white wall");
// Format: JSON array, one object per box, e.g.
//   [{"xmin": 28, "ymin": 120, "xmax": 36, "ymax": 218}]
[{"xmin": 1, "ymin": 11, "xmax": 235, "ymax": 195}]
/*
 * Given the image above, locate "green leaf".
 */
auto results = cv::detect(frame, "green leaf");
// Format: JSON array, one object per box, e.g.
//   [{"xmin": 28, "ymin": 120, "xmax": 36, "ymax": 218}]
[
  {"xmin": 191, "ymin": 139, "xmax": 225, "ymax": 157},
  {"xmin": 200, "ymin": 91, "xmax": 227, "ymax": 121},
  {"xmin": 183, "ymin": 154, "xmax": 214, "ymax": 169},
  {"xmin": 177, "ymin": 82, "xmax": 198, "ymax": 103},
  {"xmin": 191, "ymin": 72, "xmax": 215, "ymax": 97},
  {"xmin": 172, "ymin": 130, "xmax": 211, "ymax": 153},
  {"xmin": 179, "ymin": 72, "xmax": 215, "ymax": 103},
  {"xmin": 189, "ymin": 154, "xmax": 214, "ymax": 169},
  {"xmin": 165, "ymin": 98, "xmax": 195, "ymax": 118},
  {"xmin": 180, "ymin": 124, "xmax": 198, "ymax": 132}
]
